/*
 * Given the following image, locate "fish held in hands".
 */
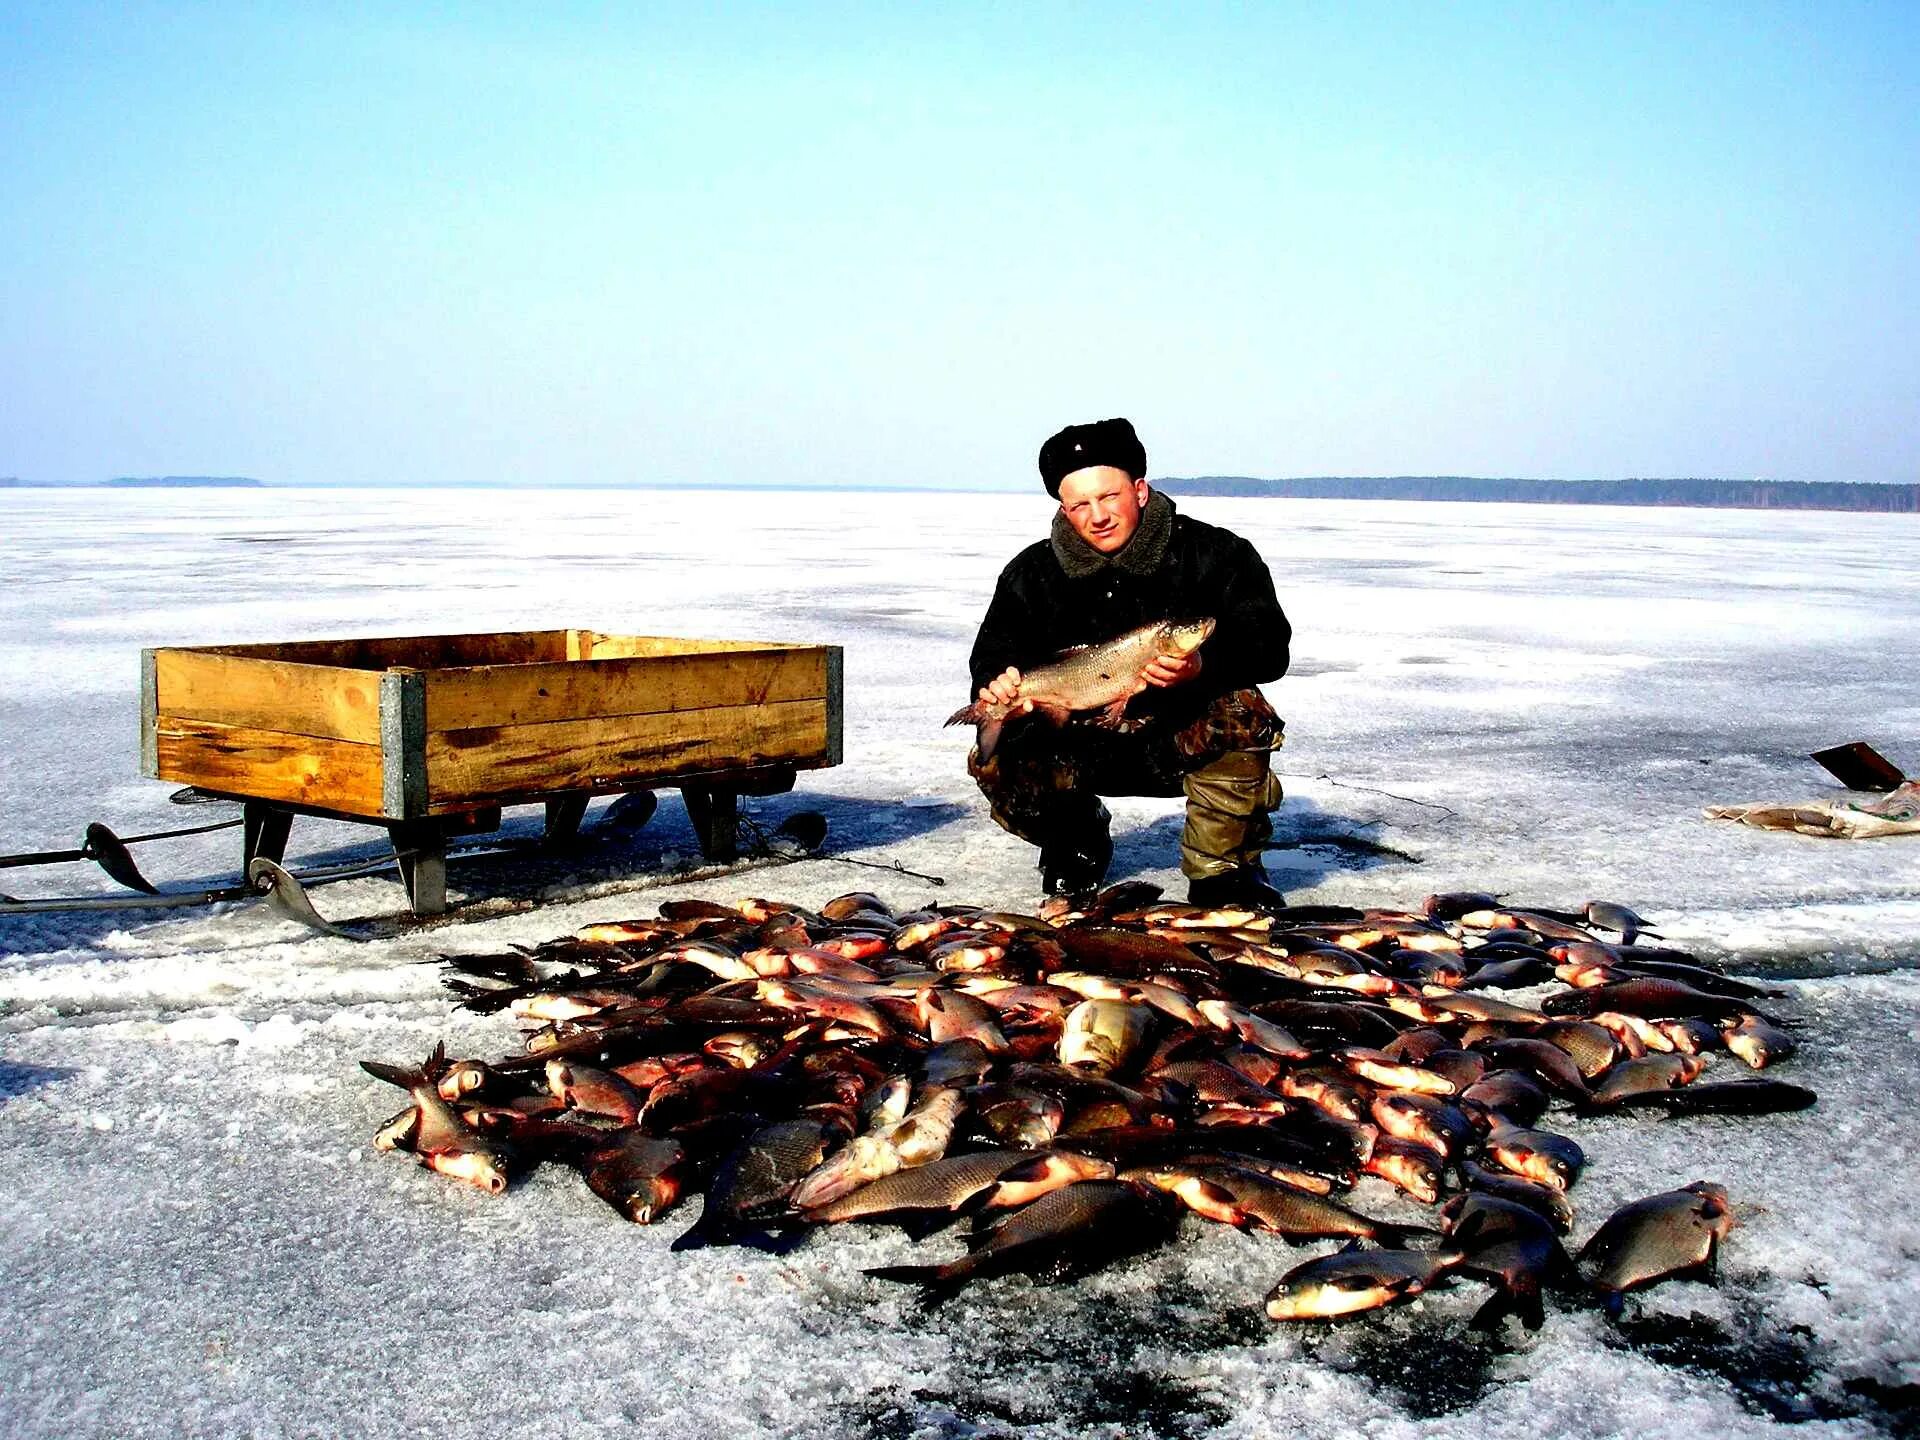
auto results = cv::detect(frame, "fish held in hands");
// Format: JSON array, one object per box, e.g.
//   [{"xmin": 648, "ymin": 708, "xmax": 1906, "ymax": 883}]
[{"xmin": 947, "ymin": 618, "xmax": 1217, "ymax": 762}]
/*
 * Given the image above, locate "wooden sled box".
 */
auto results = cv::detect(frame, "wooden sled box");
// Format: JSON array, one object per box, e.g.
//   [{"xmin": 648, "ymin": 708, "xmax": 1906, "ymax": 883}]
[{"xmin": 139, "ymin": 629, "xmax": 843, "ymax": 911}]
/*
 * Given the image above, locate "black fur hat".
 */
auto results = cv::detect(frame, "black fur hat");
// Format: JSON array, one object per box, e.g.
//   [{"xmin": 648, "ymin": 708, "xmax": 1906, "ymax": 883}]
[{"xmin": 1038, "ymin": 417, "xmax": 1147, "ymax": 497}]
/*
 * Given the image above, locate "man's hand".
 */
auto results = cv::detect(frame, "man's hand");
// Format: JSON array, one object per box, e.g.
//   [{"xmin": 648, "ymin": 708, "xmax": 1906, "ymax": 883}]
[
  {"xmin": 1141, "ymin": 649, "xmax": 1203, "ymax": 689},
  {"xmin": 979, "ymin": 667, "xmax": 1033, "ymax": 712}
]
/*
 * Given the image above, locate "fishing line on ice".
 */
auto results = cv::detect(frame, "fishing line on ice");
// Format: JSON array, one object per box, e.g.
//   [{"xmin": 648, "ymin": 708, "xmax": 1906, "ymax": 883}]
[{"xmin": 1273, "ymin": 770, "xmax": 1459, "ymax": 819}]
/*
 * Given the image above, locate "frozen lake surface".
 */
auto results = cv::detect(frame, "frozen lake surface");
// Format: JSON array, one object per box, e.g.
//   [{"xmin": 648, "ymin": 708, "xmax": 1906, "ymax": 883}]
[{"xmin": 2, "ymin": 487, "xmax": 1917, "ymax": 1437}]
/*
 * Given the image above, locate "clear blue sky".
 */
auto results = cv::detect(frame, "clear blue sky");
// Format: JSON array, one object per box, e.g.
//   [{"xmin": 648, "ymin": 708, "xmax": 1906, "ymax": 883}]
[{"xmin": 3, "ymin": 3, "xmax": 1915, "ymax": 488}]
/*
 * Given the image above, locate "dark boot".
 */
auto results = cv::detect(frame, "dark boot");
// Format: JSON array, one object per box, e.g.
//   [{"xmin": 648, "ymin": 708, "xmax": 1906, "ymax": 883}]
[
  {"xmin": 1039, "ymin": 803, "xmax": 1112, "ymax": 902},
  {"xmin": 1181, "ymin": 749, "xmax": 1285, "ymax": 909},
  {"xmin": 1187, "ymin": 861, "xmax": 1289, "ymax": 911}
]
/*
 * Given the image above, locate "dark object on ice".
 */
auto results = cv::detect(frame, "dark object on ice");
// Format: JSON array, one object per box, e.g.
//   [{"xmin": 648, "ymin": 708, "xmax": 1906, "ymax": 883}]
[
  {"xmin": 249, "ymin": 856, "xmax": 355, "ymax": 939},
  {"xmin": 168, "ymin": 786, "xmax": 236, "ymax": 806},
  {"xmin": 0, "ymin": 820, "xmax": 218, "ymax": 894},
  {"xmin": 776, "ymin": 811, "xmax": 829, "ymax": 852},
  {"xmin": 1811, "ymin": 741, "xmax": 1906, "ymax": 793},
  {"xmin": 83, "ymin": 824, "xmax": 159, "ymax": 895},
  {"xmin": 597, "ymin": 791, "xmax": 658, "ymax": 833},
  {"xmin": 1041, "ymin": 817, "xmax": 1112, "ymax": 903},
  {"xmin": 1608, "ymin": 1079, "xmax": 1817, "ymax": 1116},
  {"xmin": 0, "ymin": 814, "xmax": 244, "ymax": 900}
]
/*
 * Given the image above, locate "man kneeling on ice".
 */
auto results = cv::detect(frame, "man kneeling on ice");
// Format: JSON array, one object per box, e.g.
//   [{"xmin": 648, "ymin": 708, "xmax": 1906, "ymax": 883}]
[{"xmin": 958, "ymin": 416, "xmax": 1291, "ymax": 907}]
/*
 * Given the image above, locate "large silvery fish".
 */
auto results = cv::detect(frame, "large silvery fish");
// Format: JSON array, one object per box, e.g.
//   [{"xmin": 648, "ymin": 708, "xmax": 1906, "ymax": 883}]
[{"xmin": 948, "ymin": 617, "xmax": 1217, "ymax": 762}]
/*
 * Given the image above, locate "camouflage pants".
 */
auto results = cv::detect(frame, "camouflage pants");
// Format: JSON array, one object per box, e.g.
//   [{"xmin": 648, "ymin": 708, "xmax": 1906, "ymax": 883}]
[{"xmin": 967, "ymin": 687, "xmax": 1285, "ymax": 880}]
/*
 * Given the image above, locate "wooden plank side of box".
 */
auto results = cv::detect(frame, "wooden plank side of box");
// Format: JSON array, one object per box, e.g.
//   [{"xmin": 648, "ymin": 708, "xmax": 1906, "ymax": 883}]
[
  {"xmin": 579, "ymin": 633, "xmax": 800, "ymax": 661},
  {"xmin": 151, "ymin": 649, "xmax": 384, "ymax": 744},
  {"xmin": 202, "ymin": 631, "xmax": 574, "ymax": 670},
  {"xmin": 422, "ymin": 647, "xmax": 831, "ymax": 731},
  {"xmin": 422, "ymin": 698, "xmax": 831, "ymax": 809},
  {"xmin": 152, "ymin": 716, "xmax": 386, "ymax": 815}
]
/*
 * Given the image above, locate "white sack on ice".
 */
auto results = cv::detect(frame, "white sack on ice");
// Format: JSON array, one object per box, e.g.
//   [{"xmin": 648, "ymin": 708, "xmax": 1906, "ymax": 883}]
[{"xmin": 1705, "ymin": 780, "xmax": 1920, "ymax": 838}]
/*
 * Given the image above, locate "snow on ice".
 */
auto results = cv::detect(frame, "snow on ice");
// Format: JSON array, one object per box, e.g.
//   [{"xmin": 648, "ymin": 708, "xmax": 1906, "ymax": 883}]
[{"xmin": 2, "ymin": 486, "xmax": 1917, "ymax": 1438}]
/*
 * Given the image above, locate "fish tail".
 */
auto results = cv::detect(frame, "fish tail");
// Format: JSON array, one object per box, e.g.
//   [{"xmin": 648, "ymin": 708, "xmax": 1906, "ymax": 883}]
[
  {"xmin": 865, "ymin": 1255, "xmax": 977, "ymax": 1286},
  {"xmin": 945, "ymin": 702, "xmax": 1000, "ymax": 728},
  {"xmin": 1469, "ymin": 1288, "xmax": 1514, "ymax": 1331},
  {"xmin": 670, "ymin": 1212, "xmax": 728, "ymax": 1252},
  {"xmin": 978, "ymin": 718, "xmax": 1006, "ymax": 764},
  {"xmin": 1374, "ymin": 1220, "xmax": 1441, "ymax": 1247},
  {"xmin": 1471, "ymin": 1280, "xmax": 1545, "ymax": 1332},
  {"xmin": 897, "ymin": 1211, "xmax": 960, "ymax": 1244},
  {"xmin": 669, "ymin": 1228, "xmax": 713, "ymax": 1253},
  {"xmin": 359, "ymin": 1059, "xmax": 423, "ymax": 1089},
  {"xmin": 946, "ymin": 704, "xmax": 1010, "ymax": 762},
  {"xmin": 729, "ymin": 1224, "xmax": 812, "ymax": 1256}
]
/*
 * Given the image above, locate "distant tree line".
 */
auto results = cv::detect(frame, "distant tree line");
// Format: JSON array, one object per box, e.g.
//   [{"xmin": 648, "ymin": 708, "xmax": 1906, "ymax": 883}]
[
  {"xmin": 0, "ymin": 476, "xmax": 265, "ymax": 488},
  {"xmin": 1164, "ymin": 476, "xmax": 1920, "ymax": 513},
  {"xmin": 107, "ymin": 476, "xmax": 263, "ymax": 488}
]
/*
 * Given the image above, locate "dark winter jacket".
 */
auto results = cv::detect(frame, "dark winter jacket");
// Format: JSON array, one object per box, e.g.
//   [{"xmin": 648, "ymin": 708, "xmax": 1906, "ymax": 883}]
[{"xmin": 967, "ymin": 492, "xmax": 1290, "ymax": 724}]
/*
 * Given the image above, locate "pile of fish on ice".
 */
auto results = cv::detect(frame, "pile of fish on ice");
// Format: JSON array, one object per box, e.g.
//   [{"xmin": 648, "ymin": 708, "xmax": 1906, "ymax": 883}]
[{"xmin": 362, "ymin": 885, "xmax": 1814, "ymax": 1329}]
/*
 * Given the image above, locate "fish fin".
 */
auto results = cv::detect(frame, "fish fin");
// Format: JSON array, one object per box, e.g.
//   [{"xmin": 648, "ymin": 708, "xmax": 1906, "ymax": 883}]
[
  {"xmin": 1192, "ymin": 1178, "xmax": 1238, "ymax": 1209},
  {"xmin": 974, "ymin": 717, "xmax": 1007, "ymax": 765},
  {"xmin": 360, "ymin": 1059, "xmax": 422, "ymax": 1089},
  {"xmin": 911, "ymin": 1279, "xmax": 969, "ymax": 1310},
  {"xmin": 729, "ymin": 1224, "xmax": 812, "ymax": 1256},
  {"xmin": 1472, "ymin": 1281, "xmax": 1545, "ymax": 1332},
  {"xmin": 863, "ymin": 1263, "xmax": 930, "ymax": 1284},
  {"xmin": 1446, "ymin": 1208, "xmax": 1489, "ymax": 1249},
  {"xmin": 1469, "ymin": 1287, "xmax": 1514, "ymax": 1332},
  {"xmin": 866, "ymin": 1256, "xmax": 974, "ymax": 1286},
  {"xmin": 1545, "ymin": 1248, "xmax": 1583, "ymax": 1293},
  {"xmin": 963, "ymin": 1210, "xmax": 1011, "ymax": 1246},
  {"xmin": 1089, "ymin": 698, "xmax": 1132, "ymax": 730},
  {"xmin": 999, "ymin": 1152, "xmax": 1063, "ymax": 1181},
  {"xmin": 441, "ymin": 979, "xmax": 518, "ymax": 1014},
  {"xmin": 946, "ymin": 702, "xmax": 989, "ymax": 728},
  {"xmin": 669, "ymin": 1206, "xmax": 724, "ymax": 1252},
  {"xmin": 897, "ymin": 1211, "xmax": 960, "ymax": 1244},
  {"xmin": 1375, "ymin": 1220, "xmax": 1441, "ymax": 1247},
  {"xmin": 1513, "ymin": 1278, "xmax": 1546, "ymax": 1330}
]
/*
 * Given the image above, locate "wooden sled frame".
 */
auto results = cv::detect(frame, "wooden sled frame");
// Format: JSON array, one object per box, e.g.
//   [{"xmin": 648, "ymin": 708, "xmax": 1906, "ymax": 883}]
[{"xmin": 141, "ymin": 629, "xmax": 843, "ymax": 914}]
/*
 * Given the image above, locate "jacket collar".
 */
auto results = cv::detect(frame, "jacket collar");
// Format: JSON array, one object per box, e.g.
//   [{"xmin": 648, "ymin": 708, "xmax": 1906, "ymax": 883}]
[{"xmin": 1050, "ymin": 488, "xmax": 1177, "ymax": 579}]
